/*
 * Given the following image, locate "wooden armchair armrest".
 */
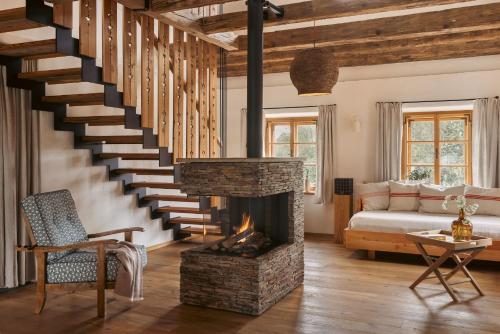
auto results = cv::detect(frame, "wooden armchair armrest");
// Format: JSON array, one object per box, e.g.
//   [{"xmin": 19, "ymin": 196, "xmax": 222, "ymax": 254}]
[
  {"xmin": 88, "ymin": 227, "xmax": 145, "ymax": 243},
  {"xmin": 16, "ymin": 245, "xmax": 35, "ymax": 252},
  {"xmin": 34, "ymin": 239, "xmax": 118, "ymax": 253}
]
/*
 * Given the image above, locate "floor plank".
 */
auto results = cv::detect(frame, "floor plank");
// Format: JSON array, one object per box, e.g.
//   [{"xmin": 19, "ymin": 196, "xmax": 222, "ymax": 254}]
[{"xmin": 0, "ymin": 235, "xmax": 499, "ymax": 334}]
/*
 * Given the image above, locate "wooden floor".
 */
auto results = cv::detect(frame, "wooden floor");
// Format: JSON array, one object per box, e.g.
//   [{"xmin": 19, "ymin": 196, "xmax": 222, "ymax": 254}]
[{"xmin": 1, "ymin": 235, "xmax": 499, "ymax": 334}]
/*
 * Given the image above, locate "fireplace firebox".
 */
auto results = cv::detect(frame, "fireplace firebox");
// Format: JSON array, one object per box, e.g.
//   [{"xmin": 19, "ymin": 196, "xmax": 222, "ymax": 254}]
[{"xmin": 177, "ymin": 158, "xmax": 305, "ymax": 315}]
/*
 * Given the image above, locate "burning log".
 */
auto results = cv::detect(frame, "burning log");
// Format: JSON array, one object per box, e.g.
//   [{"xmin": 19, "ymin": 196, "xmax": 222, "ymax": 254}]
[
  {"xmin": 222, "ymin": 228, "xmax": 254, "ymax": 249},
  {"xmin": 209, "ymin": 212, "xmax": 273, "ymax": 257},
  {"xmin": 210, "ymin": 231, "xmax": 272, "ymax": 257}
]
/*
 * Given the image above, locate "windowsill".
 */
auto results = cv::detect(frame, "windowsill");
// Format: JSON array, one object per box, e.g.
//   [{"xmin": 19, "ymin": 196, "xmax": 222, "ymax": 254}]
[{"xmin": 304, "ymin": 191, "xmax": 316, "ymax": 195}]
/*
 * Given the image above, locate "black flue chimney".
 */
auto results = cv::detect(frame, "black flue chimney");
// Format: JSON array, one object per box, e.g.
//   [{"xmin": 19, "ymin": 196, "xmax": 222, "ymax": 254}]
[{"xmin": 246, "ymin": 0, "xmax": 264, "ymax": 158}]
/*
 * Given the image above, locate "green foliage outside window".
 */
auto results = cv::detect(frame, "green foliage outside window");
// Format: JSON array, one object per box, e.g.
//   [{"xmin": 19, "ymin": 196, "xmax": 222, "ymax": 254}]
[{"xmin": 405, "ymin": 113, "xmax": 470, "ymax": 187}]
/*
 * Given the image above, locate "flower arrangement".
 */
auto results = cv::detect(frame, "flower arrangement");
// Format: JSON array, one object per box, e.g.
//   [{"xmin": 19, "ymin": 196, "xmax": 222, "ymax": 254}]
[
  {"xmin": 442, "ymin": 195, "xmax": 479, "ymax": 241},
  {"xmin": 442, "ymin": 195, "xmax": 479, "ymax": 216}
]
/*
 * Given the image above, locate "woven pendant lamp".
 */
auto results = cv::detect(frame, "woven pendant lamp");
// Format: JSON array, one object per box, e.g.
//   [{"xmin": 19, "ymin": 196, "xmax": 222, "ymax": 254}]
[{"xmin": 289, "ymin": 18, "xmax": 339, "ymax": 96}]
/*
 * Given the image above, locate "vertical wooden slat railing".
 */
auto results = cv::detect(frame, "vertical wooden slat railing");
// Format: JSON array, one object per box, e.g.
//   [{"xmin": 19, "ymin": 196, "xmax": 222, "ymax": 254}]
[
  {"xmin": 53, "ymin": 2, "xmax": 73, "ymax": 29},
  {"xmin": 186, "ymin": 35, "xmax": 197, "ymax": 158},
  {"xmin": 79, "ymin": 0, "xmax": 96, "ymax": 58},
  {"xmin": 72, "ymin": 1, "xmax": 222, "ymax": 162},
  {"xmin": 157, "ymin": 22, "xmax": 170, "ymax": 148},
  {"xmin": 173, "ymin": 29, "xmax": 185, "ymax": 162},
  {"xmin": 123, "ymin": 7, "xmax": 136, "ymax": 107},
  {"xmin": 209, "ymin": 45, "xmax": 218, "ymax": 158},
  {"xmin": 140, "ymin": 15, "xmax": 154, "ymax": 128},
  {"xmin": 198, "ymin": 40, "xmax": 209, "ymax": 158},
  {"xmin": 102, "ymin": 0, "xmax": 117, "ymax": 84}
]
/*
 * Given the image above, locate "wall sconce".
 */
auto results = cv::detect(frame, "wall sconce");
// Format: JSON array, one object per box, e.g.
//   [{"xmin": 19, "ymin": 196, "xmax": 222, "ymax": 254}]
[{"xmin": 352, "ymin": 116, "xmax": 361, "ymax": 132}]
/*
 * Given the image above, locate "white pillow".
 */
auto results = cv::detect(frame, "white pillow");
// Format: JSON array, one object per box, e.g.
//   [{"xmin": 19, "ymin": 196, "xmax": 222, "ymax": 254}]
[
  {"xmin": 465, "ymin": 185, "xmax": 500, "ymax": 217},
  {"xmin": 419, "ymin": 184, "xmax": 465, "ymax": 214},
  {"xmin": 389, "ymin": 181, "xmax": 420, "ymax": 211},
  {"xmin": 358, "ymin": 182, "xmax": 389, "ymax": 211}
]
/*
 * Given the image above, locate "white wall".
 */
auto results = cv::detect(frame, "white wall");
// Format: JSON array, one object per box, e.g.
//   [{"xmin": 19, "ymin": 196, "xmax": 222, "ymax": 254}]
[
  {"xmin": 36, "ymin": 56, "xmax": 178, "ymax": 248},
  {"xmin": 226, "ymin": 55, "xmax": 500, "ymax": 234},
  {"xmin": 39, "ymin": 111, "xmax": 173, "ymax": 247}
]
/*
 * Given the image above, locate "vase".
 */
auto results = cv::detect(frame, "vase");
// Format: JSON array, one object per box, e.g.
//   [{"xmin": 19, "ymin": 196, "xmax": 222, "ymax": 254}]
[{"xmin": 451, "ymin": 208, "xmax": 473, "ymax": 241}]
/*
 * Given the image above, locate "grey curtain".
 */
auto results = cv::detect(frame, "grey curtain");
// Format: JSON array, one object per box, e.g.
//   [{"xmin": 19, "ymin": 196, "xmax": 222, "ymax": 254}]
[
  {"xmin": 473, "ymin": 98, "xmax": 500, "ymax": 187},
  {"xmin": 0, "ymin": 61, "xmax": 40, "ymax": 288},
  {"xmin": 375, "ymin": 102, "xmax": 403, "ymax": 181},
  {"xmin": 314, "ymin": 105, "xmax": 337, "ymax": 204}
]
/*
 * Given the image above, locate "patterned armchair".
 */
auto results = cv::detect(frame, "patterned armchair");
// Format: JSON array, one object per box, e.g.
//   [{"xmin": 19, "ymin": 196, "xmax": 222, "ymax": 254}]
[{"xmin": 18, "ymin": 190, "xmax": 147, "ymax": 318}]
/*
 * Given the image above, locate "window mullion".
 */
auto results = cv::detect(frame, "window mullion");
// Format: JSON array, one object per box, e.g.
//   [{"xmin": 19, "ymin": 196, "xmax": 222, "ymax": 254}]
[{"xmin": 434, "ymin": 113, "xmax": 440, "ymax": 184}]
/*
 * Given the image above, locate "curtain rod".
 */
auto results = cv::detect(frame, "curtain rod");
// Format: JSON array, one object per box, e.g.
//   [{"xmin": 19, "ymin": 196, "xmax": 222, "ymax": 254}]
[
  {"xmin": 263, "ymin": 105, "xmax": 321, "ymax": 110},
  {"xmin": 402, "ymin": 96, "xmax": 499, "ymax": 104}
]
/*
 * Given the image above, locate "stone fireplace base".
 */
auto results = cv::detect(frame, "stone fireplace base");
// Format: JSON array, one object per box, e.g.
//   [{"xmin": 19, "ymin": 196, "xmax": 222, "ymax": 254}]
[
  {"xmin": 177, "ymin": 158, "xmax": 305, "ymax": 315},
  {"xmin": 180, "ymin": 242, "xmax": 304, "ymax": 315}
]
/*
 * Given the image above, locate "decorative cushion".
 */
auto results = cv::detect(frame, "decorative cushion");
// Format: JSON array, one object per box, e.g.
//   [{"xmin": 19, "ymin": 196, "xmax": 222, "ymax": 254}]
[
  {"xmin": 419, "ymin": 184, "xmax": 465, "ymax": 214},
  {"xmin": 358, "ymin": 182, "xmax": 390, "ymax": 211},
  {"xmin": 46, "ymin": 245, "xmax": 147, "ymax": 284},
  {"xmin": 388, "ymin": 181, "xmax": 420, "ymax": 211},
  {"xmin": 465, "ymin": 186, "xmax": 500, "ymax": 217},
  {"xmin": 21, "ymin": 190, "xmax": 88, "ymax": 261}
]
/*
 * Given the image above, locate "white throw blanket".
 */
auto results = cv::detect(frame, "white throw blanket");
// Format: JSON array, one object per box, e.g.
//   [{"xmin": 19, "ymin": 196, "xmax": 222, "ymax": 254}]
[{"xmin": 107, "ymin": 241, "xmax": 144, "ymax": 301}]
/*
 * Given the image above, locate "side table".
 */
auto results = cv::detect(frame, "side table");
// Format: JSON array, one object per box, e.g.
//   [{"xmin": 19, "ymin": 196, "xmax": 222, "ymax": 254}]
[{"xmin": 406, "ymin": 230, "xmax": 492, "ymax": 302}]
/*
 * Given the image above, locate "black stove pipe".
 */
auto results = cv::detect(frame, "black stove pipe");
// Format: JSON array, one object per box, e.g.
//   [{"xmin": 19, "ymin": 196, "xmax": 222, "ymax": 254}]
[{"xmin": 246, "ymin": 0, "xmax": 264, "ymax": 158}]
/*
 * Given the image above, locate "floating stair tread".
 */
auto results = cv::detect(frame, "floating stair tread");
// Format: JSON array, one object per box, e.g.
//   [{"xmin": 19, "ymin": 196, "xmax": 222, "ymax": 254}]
[
  {"xmin": 18, "ymin": 68, "xmax": 81, "ymax": 84},
  {"xmin": 96, "ymin": 152, "xmax": 159, "ymax": 160},
  {"xmin": 157, "ymin": 206, "xmax": 208, "ymax": 214},
  {"xmin": 0, "ymin": 7, "xmax": 43, "ymax": 33},
  {"xmin": 64, "ymin": 116, "xmax": 125, "ymax": 126},
  {"xmin": 112, "ymin": 168, "xmax": 173, "ymax": 176},
  {"xmin": 143, "ymin": 194, "xmax": 198, "ymax": 202},
  {"xmin": 24, "ymin": 52, "xmax": 65, "ymax": 60},
  {"xmin": 181, "ymin": 226, "xmax": 222, "ymax": 236},
  {"xmin": 129, "ymin": 182, "xmax": 181, "ymax": 190},
  {"xmin": 173, "ymin": 217, "xmax": 213, "ymax": 225},
  {"xmin": 42, "ymin": 93, "xmax": 104, "ymax": 106},
  {"xmin": 80, "ymin": 135, "xmax": 143, "ymax": 144},
  {"xmin": 0, "ymin": 39, "xmax": 56, "ymax": 57}
]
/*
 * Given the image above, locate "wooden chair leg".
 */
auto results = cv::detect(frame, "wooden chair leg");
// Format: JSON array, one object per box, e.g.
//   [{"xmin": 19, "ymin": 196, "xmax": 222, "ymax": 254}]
[
  {"xmin": 97, "ymin": 244, "xmax": 106, "ymax": 318},
  {"xmin": 35, "ymin": 252, "xmax": 47, "ymax": 314}
]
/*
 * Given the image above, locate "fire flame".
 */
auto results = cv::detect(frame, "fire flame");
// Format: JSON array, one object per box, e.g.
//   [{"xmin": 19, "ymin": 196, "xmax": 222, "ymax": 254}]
[{"xmin": 237, "ymin": 212, "xmax": 254, "ymax": 234}]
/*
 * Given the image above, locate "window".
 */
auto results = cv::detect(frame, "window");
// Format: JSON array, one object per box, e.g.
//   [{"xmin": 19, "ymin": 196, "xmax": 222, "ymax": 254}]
[
  {"xmin": 402, "ymin": 111, "xmax": 472, "ymax": 186},
  {"xmin": 265, "ymin": 117, "xmax": 317, "ymax": 193}
]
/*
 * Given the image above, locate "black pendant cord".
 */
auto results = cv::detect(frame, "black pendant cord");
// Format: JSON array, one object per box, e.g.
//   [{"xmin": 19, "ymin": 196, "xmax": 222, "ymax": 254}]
[{"xmin": 313, "ymin": 19, "xmax": 316, "ymax": 48}]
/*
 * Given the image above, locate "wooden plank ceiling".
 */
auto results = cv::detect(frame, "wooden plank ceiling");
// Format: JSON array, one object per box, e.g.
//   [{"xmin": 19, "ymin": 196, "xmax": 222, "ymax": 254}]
[{"xmin": 147, "ymin": 0, "xmax": 500, "ymax": 76}]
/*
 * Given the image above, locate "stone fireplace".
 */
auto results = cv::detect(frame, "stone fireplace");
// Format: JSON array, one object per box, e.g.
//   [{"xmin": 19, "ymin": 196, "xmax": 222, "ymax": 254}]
[{"xmin": 178, "ymin": 158, "xmax": 304, "ymax": 315}]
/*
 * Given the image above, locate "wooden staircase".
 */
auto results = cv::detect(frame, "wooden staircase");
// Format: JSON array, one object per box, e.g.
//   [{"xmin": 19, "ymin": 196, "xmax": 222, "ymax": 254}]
[{"xmin": 0, "ymin": 0, "xmax": 223, "ymax": 240}]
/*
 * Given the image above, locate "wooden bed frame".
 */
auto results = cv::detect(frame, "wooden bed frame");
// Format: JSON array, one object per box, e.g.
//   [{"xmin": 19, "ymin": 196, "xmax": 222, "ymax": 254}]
[{"xmin": 344, "ymin": 198, "xmax": 500, "ymax": 262}]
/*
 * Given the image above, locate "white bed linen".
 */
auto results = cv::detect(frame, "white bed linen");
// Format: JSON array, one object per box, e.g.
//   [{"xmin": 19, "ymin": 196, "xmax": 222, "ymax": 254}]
[{"xmin": 349, "ymin": 210, "xmax": 500, "ymax": 240}]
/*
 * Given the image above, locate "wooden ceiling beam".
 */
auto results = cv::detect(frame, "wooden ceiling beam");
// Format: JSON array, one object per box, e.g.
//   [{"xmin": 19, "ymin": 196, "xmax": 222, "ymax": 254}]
[
  {"xmin": 224, "ymin": 31, "xmax": 500, "ymax": 77},
  {"xmin": 149, "ymin": 0, "xmax": 236, "ymax": 13},
  {"xmin": 201, "ymin": 0, "xmax": 472, "ymax": 34},
  {"xmin": 46, "ymin": 0, "xmax": 147, "ymax": 9},
  {"xmin": 235, "ymin": 3, "xmax": 500, "ymax": 53},
  {"xmin": 227, "ymin": 29, "xmax": 500, "ymax": 66}
]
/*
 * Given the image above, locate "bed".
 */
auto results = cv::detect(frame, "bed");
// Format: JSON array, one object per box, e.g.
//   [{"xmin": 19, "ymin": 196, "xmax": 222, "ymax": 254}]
[{"xmin": 345, "ymin": 209, "xmax": 500, "ymax": 262}]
